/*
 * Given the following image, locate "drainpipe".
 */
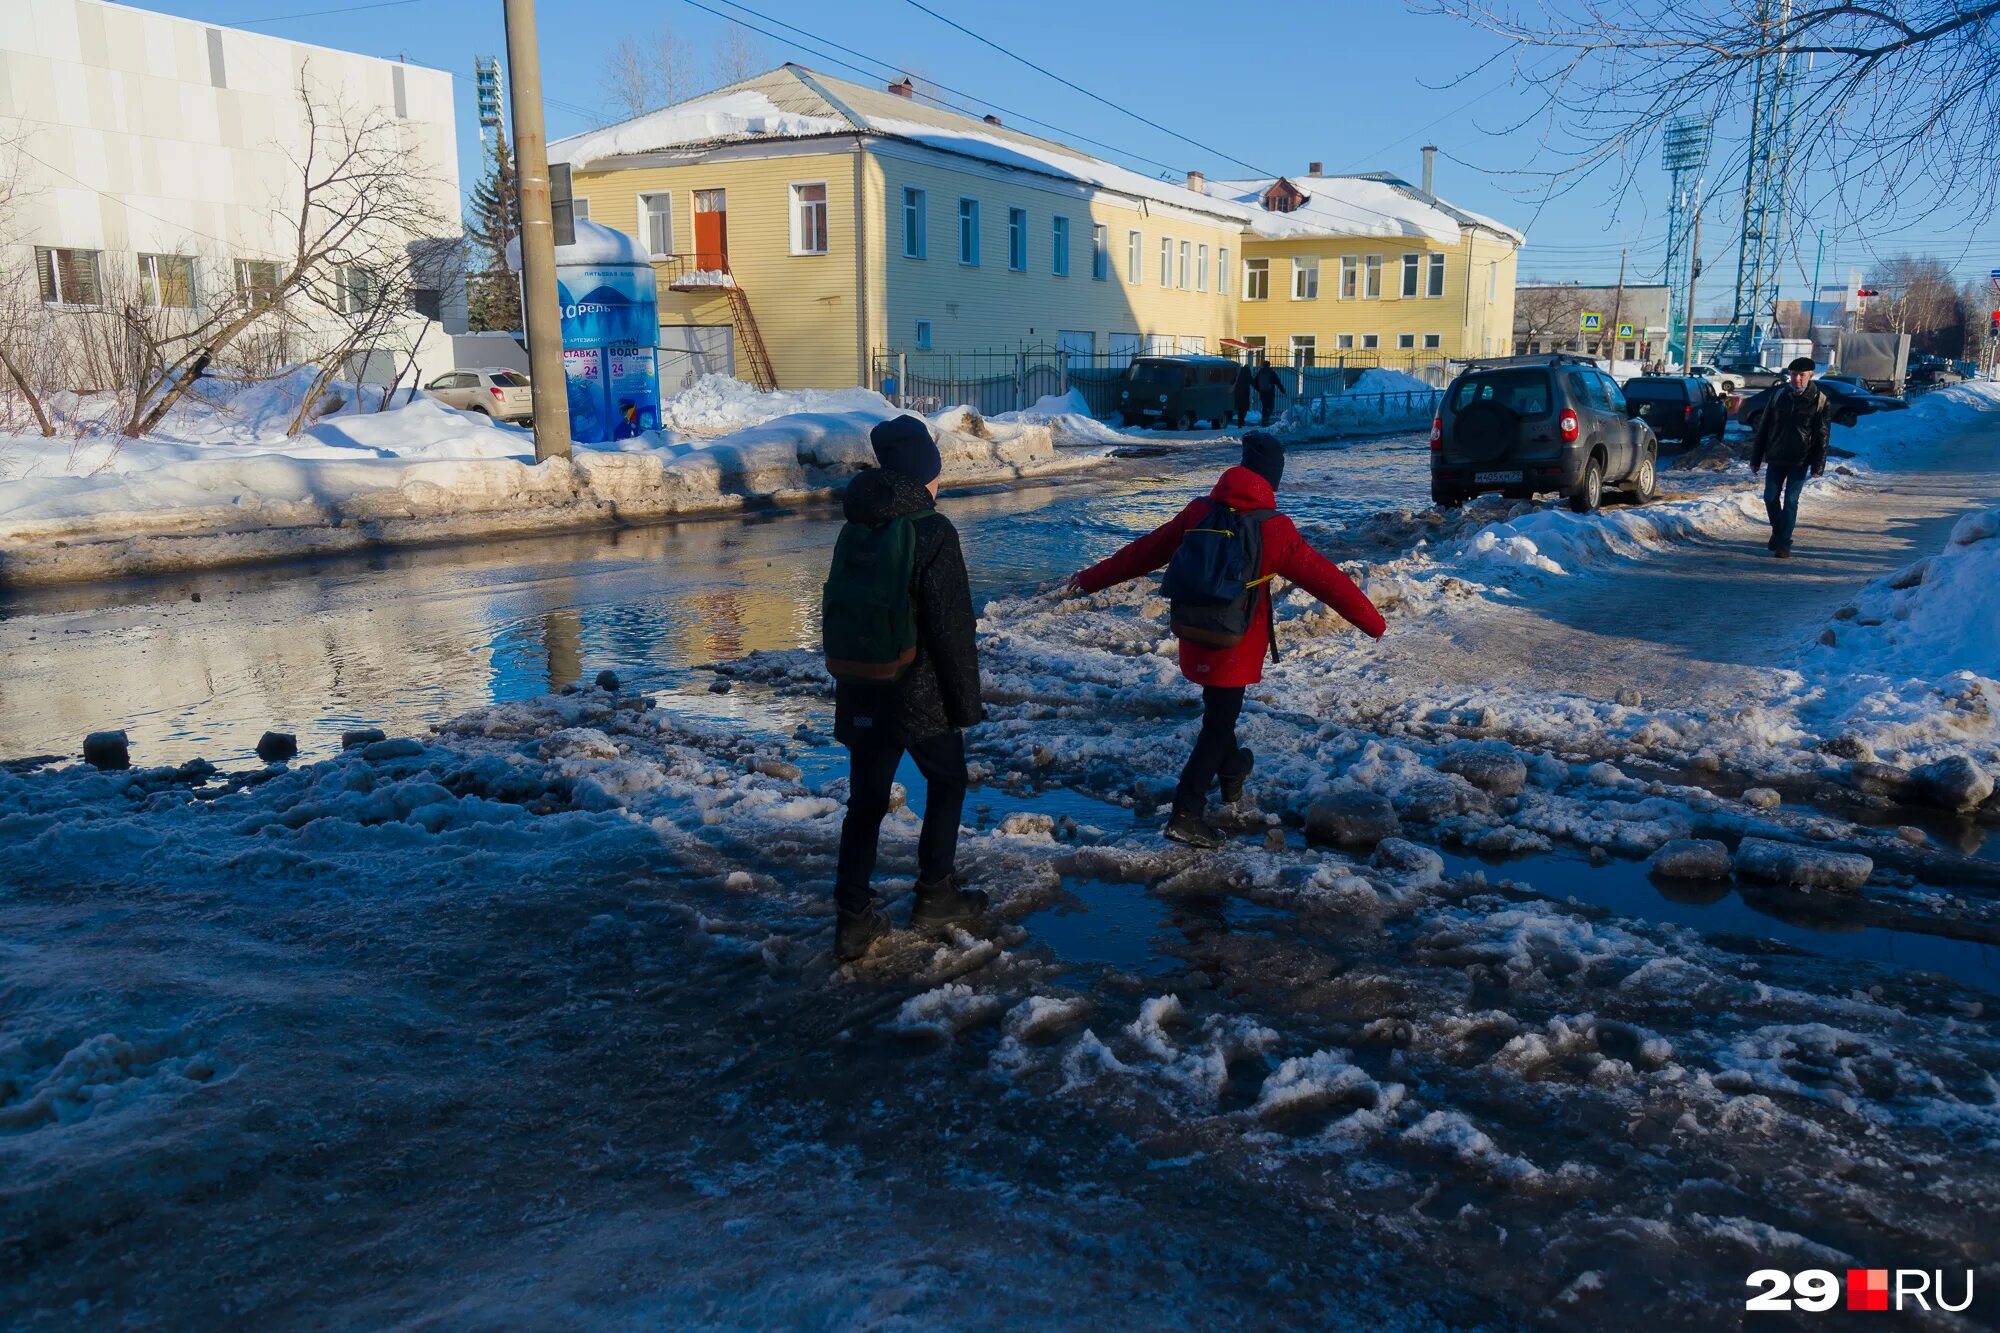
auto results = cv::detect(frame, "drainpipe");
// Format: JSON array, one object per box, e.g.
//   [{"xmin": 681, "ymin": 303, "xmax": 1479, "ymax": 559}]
[{"xmin": 854, "ymin": 145, "xmax": 869, "ymax": 387}]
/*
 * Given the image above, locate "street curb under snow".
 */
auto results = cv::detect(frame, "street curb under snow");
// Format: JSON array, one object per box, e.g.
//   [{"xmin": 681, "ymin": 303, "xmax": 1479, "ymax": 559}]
[{"xmin": 0, "ymin": 411, "xmax": 1087, "ymax": 587}]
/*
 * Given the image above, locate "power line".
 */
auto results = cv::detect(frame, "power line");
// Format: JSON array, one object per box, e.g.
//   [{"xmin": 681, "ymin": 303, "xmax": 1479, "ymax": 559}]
[
  {"xmin": 898, "ymin": 0, "xmax": 1272, "ymax": 178},
  {"xmin": 695, "ymin": 0, "xmax": 1187, "ymax": 176},
  {"xmin": 221, "ymin": 0, "xmax": 421, "ymax": 25}
]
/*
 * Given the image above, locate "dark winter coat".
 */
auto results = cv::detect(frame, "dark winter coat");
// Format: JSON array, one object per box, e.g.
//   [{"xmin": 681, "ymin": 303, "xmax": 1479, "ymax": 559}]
[
  {"xmin": 1073, "ymin": 465, "xmax": 1386, "ymax": 688},
  {"xmin": 831, "ymin": 468, "xmax": 985, "ymax": 745},
  {"xmin": 1233, "ymin": 362, "xmax": 1254, "ymax": 407},
  {"xmin": 1251, "ymin": 365, "xmax": 1289, "ymax": 402},
  {"xmin": 1751, "ymin": 382, "xmax": 1831, "ymax": 472}
]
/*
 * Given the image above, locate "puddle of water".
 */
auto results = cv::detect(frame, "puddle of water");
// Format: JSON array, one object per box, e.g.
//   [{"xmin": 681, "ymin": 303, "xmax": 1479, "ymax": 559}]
[
  {"xmin": 0, "ymin": 434, "xmax": 1428, "ymax": 768},
  {"xmin": 1021, "ymin": 878, "xmax": 1287, "ymax": 978},
  {"xmin": 1438, "ymin": 846, "xmax": 2000, "ymax": 997}
]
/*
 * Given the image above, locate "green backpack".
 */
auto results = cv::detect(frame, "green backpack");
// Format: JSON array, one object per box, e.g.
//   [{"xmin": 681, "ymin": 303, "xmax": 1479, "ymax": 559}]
[{"xmin": 822, "ymin": 512, "xmax": 937, "ymax": 682}]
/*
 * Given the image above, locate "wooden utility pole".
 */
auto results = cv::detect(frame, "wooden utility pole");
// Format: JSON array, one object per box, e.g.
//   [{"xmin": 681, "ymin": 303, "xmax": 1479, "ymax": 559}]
[
  {"xmin": 1608, "ymin": 247, "xmax": 1627, "ymax": 367},
  {"xmin": 1682, "ymin": 213, "xmax": 1703, "ymax": 373},
  {"xmin": 503, "ymin": 0, "xmax": 571, "ymax": 461}
]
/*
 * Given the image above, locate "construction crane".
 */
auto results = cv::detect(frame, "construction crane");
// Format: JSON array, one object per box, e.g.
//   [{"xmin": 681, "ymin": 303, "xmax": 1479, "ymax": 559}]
[
  {"xmin": 1660, "ymin": 116, "xmax": 1713, "ymax": 367},
  {"xmin": 1723, "ymin": 0, "xmax": 1801, "ymax": 365}
]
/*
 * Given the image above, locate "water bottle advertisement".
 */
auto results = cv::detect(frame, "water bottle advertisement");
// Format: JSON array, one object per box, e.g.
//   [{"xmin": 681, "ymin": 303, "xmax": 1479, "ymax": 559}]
[{"xmin": 555, "ymin": 259, "xmax": 660, "ymax": 444}]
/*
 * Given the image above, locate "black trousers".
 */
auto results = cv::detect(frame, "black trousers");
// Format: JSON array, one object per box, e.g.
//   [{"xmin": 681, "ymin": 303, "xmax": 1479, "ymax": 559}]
[
  {"xmin": 1175, "ymin": 686, "xmax": 1249, "ymax": 815},
  {"xmin": 1257, "ymin": 391, "xmax": 1276, "ymax": 422},
  {"xmin": 1233, "ymin": 394, "xmax": 1251, "ymax": 426},
  {"xmin": 835, "ymin": 730, "xmax": 967, "ymax": 915}
]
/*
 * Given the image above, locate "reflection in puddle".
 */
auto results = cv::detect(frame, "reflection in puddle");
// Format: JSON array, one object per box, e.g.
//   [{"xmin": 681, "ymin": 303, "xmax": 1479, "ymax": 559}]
[
  {"xmin": 1022, "ymin": 879, "xmax": 1286, "ymax": 978},
  {"xmin": 1439, "ymin": 847, "xmax": 2000, "ymax": 996}
]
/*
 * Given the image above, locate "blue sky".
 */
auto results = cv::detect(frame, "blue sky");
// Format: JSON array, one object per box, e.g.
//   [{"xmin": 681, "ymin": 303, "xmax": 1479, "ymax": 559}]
[{"xmin": 149, "ymin": 0, "xmax": 1996, "ymax": 306}]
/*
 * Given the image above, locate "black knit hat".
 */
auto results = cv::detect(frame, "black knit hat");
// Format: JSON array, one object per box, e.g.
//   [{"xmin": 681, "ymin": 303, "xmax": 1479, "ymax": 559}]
[
  {"xmin": 870, "ymin": 414, "xmax": 941, "ymax": 483},
  {"xmin": 1241, "ymin": 430, "xmax": 1285, "ymax": 489},
  {"xmin": 1787, "ymin": 357, "xmax": 1816, "ymax": 373}
]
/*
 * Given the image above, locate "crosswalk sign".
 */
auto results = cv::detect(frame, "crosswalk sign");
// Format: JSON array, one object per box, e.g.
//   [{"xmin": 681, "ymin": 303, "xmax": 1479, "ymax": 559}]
[
  {"xmin": 1617, "ymin": 322, "xmax": 1635, "ymax": 339},
  {"xmin": 1580, "ymin": 311, "xmax": 1603, "ymax": 333}
]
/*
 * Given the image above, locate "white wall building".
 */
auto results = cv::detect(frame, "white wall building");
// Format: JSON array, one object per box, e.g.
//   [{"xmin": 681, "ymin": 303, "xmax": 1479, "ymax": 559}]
[{"xmin": 0, "ymin": 0, "xmax": 464, "ymax": 386}]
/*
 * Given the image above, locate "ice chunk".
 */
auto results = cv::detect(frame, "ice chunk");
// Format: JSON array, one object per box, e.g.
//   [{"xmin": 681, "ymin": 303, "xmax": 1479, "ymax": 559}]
[
  {"xmin": 1648, "ymin": 838, "xmax": 1732, "ymax": 880},
  {"xmin": 1732, "ymin": 837, "xmax": 1872, "ymax": 891}
]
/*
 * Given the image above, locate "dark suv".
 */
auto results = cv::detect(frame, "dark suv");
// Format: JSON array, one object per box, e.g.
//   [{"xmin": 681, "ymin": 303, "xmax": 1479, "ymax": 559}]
[
  {"xmin": 1431, "ymin": 354, "xmax": 1658, "ymax": 513},
  {"xmin": 1620, "ymin": 375, "xmax": 1727, "ymax": 447}
]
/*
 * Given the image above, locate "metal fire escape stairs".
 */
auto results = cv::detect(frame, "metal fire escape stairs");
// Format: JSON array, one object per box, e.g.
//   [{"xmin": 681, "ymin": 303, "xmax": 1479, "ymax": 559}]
[{"xmin": 665, "ymin": 257, "xmax": 778, "ymax": 392}]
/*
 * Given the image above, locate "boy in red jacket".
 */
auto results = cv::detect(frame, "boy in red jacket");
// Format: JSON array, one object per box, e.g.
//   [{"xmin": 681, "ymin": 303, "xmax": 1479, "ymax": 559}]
[{"xmin": 1067, "ymin": 432, "xmax": 1386, "ymax": 848}]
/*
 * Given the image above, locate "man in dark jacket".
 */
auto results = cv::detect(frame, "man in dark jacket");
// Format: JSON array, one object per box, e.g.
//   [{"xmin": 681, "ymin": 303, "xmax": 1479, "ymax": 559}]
[
  {"xmin": 1232, "ymin": 360, "xmax": 1254, "ymax": 428},
  {"xmin": 1066, "ymin": 432, "xmax": 1386, "ymax": 848},
  {"xmin": 830, "ymin": 415, "xmax": 988, "ymax": 961},
  {"xmin": 1749, "ymin": 356, "xmax": 1831, "ymax": 558},
  {"xmin": 1251, "ymin": 356, "xmax": 1289, "ymax": 426}
]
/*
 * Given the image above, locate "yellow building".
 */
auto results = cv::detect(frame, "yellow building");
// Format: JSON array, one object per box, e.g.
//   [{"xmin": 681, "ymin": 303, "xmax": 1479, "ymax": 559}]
[
  {"xmin": 548, "ymin": 68, "xmax": 1520, "ymax": 392},
  {"xmin": 1216, "ymin": 161, "xmax": 1521, "ymax": 369},
  {"xmin": 549, "ymin": 65, "xmax": 1244, "ymax": 392}
]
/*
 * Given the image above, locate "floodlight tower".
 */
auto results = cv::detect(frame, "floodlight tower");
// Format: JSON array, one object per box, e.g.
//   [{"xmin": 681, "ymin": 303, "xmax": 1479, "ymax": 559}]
[
  {"xmin": 474, "ymin": 55, "xmax": 504, "ymax": 150},
  {"xmin": 1660, "ymin": 116, "xmax": 1712, "ymax": 366},
  {"xmin": 1725, "ymin": 0, "xmax": 1801, "ymax": 364}
]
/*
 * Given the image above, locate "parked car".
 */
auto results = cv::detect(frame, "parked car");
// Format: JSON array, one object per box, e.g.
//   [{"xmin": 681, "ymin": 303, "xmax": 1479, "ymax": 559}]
[
  {"xmin": 1905, "ymin": 357, "xmax": 1965, "ymax": 389},
  {"xmin": 1619, "ymin": 375, "xmax": 1728, "ymax": 448},
  {"xmin": 423, "ymin": 368, "xmax": 533, "ymax": 423},
  {"xmin": 1432, "ymin": 353, "xmax": 1658, "ymax": 513},
  {"xmin": 1735, "ymin": 377, "xmax": 1908, "ymax": 430},
  {"xmin": 1114, "ymin": 355, "xmax": 1240, "ymax": 430},
  {"xmin": 1686, "ymin": 363, "xmax": 1739, "ymax": 395}
]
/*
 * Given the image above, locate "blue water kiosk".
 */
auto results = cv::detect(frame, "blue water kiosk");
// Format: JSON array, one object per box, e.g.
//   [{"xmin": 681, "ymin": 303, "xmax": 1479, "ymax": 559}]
[{"xmin": 508, "ymin": 220, "xmax": 661, "ymax": 443}]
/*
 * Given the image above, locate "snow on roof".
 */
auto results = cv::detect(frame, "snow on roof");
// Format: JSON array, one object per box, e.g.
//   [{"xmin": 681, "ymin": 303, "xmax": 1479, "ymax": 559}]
[
  {"xmin": 1210, "ymin": 175, "xmax": 1524, "ymax": 247},
  {"xmin": 550, "ymin": 66, "xmax": 1252, "ymax": 225}
]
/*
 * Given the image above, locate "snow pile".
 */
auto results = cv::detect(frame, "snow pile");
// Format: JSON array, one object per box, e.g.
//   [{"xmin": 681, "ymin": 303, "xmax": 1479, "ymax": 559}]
[
  {"xmin": 1349, "ymin": 368, "xmax": 1434, "ymax": 395},
  {"xmin": 548, "ymin": 87, "xmax": 850, "ymax": 168},
  {"xmin": 1838, "ymin": 378, "xmax": 2000, "ymax": 466},
  {"xmin": 1210, "ymin": 175, "xmax": 1516, "ymax": 245},
  {"xmin": 988, "ymin": 389, "xmax": 1130, "ymax": 446},
  {"xmin": 658, "ymin": 375, "xmax": 897, "ymax": 436}
]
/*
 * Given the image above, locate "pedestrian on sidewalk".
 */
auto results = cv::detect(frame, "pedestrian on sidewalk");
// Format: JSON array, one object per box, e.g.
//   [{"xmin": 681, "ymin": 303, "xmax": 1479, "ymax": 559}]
[
  {"xmin": 1064, "ymin": 432, "xmax": 1386, "ymax": 848},
  {"xmin": 1232, "ymin": 359, "xmax": 1254, "ymax": 428},
  {"xmin": 1251, "ymin": 356, "xmax": 1289, "ymax": 426},
  {"xmin": 822, "ymin": 415, "xmax": 989, "ymax": 961},
  {"xmin": 1749, "ymin": 356, "xmax": 1830, "ymax": 559}
]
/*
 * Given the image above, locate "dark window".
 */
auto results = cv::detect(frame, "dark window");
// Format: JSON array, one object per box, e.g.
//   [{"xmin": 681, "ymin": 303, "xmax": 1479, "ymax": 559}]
[
  {"xmin": 487, "ymin": 371, "xmax": 529, "ymax": 387},
  {"xmin": 1450, "ymin": 369, "xmax": 1552, "ymax": 418},
  {"xmin": 34, "ymin": 247, "xmax": 102, "ymax": 305}
]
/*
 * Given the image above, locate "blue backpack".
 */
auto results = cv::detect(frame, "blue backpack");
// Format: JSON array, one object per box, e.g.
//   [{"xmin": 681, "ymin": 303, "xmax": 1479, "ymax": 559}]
[{"xmin": 1160, "ymin": 500, "xmax": 1278, "ymax": 657}]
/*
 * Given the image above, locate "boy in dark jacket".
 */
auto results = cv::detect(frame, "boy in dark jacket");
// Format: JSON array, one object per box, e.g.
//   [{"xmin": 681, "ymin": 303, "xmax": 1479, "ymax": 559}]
[
  {"xmin": 830, "ymin": 415, "xmax": 988, "ymax": 961},
  {"xmin": 1749, "ymin": 357, "xmax": 1830, "ymax": 558},
  {"xmin": 1067, "ymin": 432, "xmax": 1386, "ymax": 848},
  {"xmin": 1251, "ymin": 357, "xmax": 1289, "ymax": 426}
]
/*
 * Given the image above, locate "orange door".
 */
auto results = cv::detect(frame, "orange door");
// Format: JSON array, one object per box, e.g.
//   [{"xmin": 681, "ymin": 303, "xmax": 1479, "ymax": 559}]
[{"xmin": 694, "ymin": 189, "xmax": 727, "ymax": 271}]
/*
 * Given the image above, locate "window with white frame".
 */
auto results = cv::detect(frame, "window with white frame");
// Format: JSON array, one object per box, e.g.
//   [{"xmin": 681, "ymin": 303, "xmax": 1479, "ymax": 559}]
[
  {"xmin": 1340, "ymin": 255, "xmax": 1358, "ymax": 299},
  {"xmin": 34, "ymin": 246, "xmax": 101, "ymax": 305},
  {"xmin": 1397, "ymin": 332, "xmax": 1415, "ymax": 349},
  {"xmin": 1292, "ymin": 255, "xmax": 1319, "ymax": 300},
  {"xmin": 340, "ymin": 265, "xmax": 380, "ymax": 314},
  {"xmin": 1426, "ymin": 252, "xmax": 1445, "ymax": 297},
  {"xmin": 915, "ymin": 318, "xmax": 932, "ymax": 350},
  {"xmin": 235, "ymin": 259, "xmax": 280, "ymax": 306},
  {"xmin": 1182, "ymin": 335, "xmax": 1205, "ymax": 353},
  {"xmin": 1336, "ymin": 333, "xmax": 1355, "ymax": 350},
  {"xmin": 1127, "ymin": 230, "xmax": 1142, "ymax": 283},
  {"xmin": 139, "ymin": 253, "xmax": 194, "ymax": 309},
  {"xmin": 959, "ymin": 198, "xmax": 980, "ymax": 265},
  {"xmin": 1290, "ymin": 334, "xmax": 1316, "ymax": 367},
  {"xmin": 639, "ymin": 192, "xmax": 673, "ymax": 258},
  {"xmin": 902, "ymin": 187, "xmax": 926, "ymax": 259},
  {"xmin": 1217, "ymin": 246, "xmax": 1229, "ymax": 294},
  {"xmin": 1363, "ymin": 255, "xmax": 1382, "ymax": 299},
  {"xmin": 1052, "ymin": 215, "xmax": 1070, "ymax": 276},
  {"xmin": 1092, "ymin": 223, "xmax": 1109, "ymax": 280},
  {"xmin": 1361, "ymin": 333, "xmax": 1379, "ymax": 349},
  {"xmin": 1401, "ymin": 253, "xmax": 1420, "ymax": 298},
  {"xmin": 1159, "ymin": 236, "xmax": 1172, "ymax": 287},
  {"xmin": 791, "ymin": 182, "xmax": 828, "ymax": 255},
  {"xmin": 1195, "ymin": 243, "xmax": 1208, "ymax": 292},
  {"xmin": 1423, "ymin": 332, "xmax": 1441, "ymax": 349},
  {"xmin": 1144, "ymin": 333, "xmax": 1174, "ymax": 354},
  {"xmin": 1241, "ymin": 335, "xmax": 1266, "ymax": 361},
  {"xmin": 1243, "ymin": 257, "xmax": 1268, "ymax": 301},
  {"xmin": 1178, "ymin": 240, "xmax": 1191, "ymax": 290},
  {"xmin": 1007, "ymin": 207, "xmax": 1027, "ymax": 270}
]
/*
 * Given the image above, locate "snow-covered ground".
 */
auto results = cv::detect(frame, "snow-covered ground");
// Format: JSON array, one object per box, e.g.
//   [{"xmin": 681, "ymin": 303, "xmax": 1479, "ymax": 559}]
[{"xmin": 0, "ymin": 371, "xmax": 1095, "ymax": 586}]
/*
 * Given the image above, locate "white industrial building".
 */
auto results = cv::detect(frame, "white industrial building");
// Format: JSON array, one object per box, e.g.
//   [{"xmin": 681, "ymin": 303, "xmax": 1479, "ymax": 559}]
[{"xmin": 0, "ymin": 0, "xmax": 465, "ymax": 387}]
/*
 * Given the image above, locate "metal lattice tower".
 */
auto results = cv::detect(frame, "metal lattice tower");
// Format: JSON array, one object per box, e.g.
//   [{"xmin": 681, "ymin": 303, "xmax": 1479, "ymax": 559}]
[
  {"xmin": 474, "ymin": 56, "xmax": 504, "ymax": 149},
  {"xmin": 1660, "ymin": 116, "xmax": 1713, "ymax": 365},
  {"xmin": 1726, "ymin": 0, "xmax": 1801, "ymax": 363}
]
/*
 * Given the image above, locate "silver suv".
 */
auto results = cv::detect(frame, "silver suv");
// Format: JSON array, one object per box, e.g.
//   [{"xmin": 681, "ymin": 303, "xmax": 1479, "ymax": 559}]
[
  {"xmin": 1431, "ymin": 354, "xmax": 1658, "ymax": 513},
  {"xmin": 423, "ymin": 368, "xmax": 532, "ymax": 423}
]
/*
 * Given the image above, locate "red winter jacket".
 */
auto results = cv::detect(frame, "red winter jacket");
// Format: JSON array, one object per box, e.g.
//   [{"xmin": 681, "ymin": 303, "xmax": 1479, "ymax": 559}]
[{"xmin": 1073, "ymin": 466, "xmax": 1386, "ymax": 688}]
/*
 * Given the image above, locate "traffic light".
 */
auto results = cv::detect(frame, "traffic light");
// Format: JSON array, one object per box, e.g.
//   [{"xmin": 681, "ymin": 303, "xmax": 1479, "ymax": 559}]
[
  {"xmin": 1991, "ymin": 309, "xmax": 1999, "ymax": 335},
  {"xmin": 1857, "ymin": 288, "xmax": 1880, "ymax": 298}
]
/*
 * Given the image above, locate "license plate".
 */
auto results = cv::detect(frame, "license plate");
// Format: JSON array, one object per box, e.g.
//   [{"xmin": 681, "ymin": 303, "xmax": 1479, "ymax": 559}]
[{"xmin": 1474, "ymin": 470, "xmax": 1523, "ymax": 484}]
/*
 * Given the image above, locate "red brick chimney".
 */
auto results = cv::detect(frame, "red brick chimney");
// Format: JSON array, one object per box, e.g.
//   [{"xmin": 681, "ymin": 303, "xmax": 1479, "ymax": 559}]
[
  {"xmin": 1308, "ymin": 161, "xmax": 1323, "ymax": 177},
  {"xmin": 887, "ymin": 77, "xmax": 914, "ymax": 98}
]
